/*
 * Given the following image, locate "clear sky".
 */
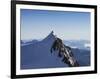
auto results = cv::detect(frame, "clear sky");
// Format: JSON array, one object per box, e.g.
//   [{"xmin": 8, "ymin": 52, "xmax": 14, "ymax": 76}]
[{"xmin": 21, "ymin": 9, "xmax": 90, "ymax": 40}]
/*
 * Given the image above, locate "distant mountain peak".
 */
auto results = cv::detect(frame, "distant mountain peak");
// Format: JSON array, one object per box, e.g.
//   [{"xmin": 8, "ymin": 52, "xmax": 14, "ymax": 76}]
[
  {"xmin": 48, "ymin": 31, "xmax": 55, "ymax": 37},
  {"xmin": 51, "ymin": 30, "xmax": 54, "ymax": 34},
  {"xmin": 42, "ymin": 31, "xmax": 56, "ymax": 42}
]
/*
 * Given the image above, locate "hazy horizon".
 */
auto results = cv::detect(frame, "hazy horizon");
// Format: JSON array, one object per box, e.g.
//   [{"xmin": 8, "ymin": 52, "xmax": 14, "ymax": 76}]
[{"xmin": 21, "ymin": 37, "xmax": 90, "ymax": 41}]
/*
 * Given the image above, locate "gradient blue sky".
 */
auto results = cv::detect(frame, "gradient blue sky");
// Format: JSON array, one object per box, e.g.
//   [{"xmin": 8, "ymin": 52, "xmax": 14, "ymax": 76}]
[{"xmin": 21, "ymin": 9, "xmax": 90, "ymax": 40}]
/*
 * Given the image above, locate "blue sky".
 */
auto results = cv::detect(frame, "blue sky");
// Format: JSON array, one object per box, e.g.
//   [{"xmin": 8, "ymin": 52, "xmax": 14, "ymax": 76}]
[{"xmin": 21, "ymin": 9, "xmax": 90, "ymax": 40}]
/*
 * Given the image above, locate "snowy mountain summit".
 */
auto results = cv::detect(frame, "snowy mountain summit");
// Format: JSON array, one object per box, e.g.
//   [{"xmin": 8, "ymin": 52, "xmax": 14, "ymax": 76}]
[
  {"xmin": 42, "ymin": 31, "xmax": 55, "ymax": 41},
  {"xmin": 41, "ymin": 31, "xmax": 56, "ymax": 47},
  {"xmin": 21, "ymin": 31, "xmax": 79, "ymax": 69}
]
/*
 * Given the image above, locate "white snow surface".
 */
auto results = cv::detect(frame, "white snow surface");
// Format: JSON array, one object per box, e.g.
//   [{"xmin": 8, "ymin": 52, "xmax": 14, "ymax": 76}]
[{"xmin": 21, "ymin": 32, "xmax": 67, "ymax": 69}]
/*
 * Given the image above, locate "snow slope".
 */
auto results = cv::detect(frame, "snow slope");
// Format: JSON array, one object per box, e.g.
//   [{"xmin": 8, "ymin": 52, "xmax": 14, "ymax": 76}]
[
  {"xmin": 21, "ymin": 32, "xmax": 67, "ymax": 69},
  {"xmin": 21, "ymin": 32, "xmax": 90, "ymax": 69}
]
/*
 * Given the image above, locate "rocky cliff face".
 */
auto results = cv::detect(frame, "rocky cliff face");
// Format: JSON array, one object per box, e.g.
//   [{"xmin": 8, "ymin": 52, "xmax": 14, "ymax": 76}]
[{"xmin": 21, "ymin": 31, "xmax": 79, "ymax": 69}]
